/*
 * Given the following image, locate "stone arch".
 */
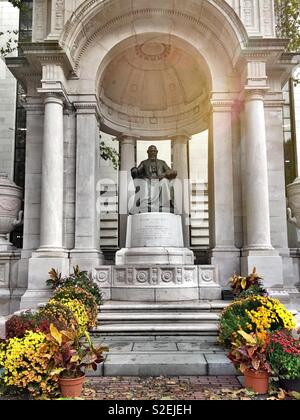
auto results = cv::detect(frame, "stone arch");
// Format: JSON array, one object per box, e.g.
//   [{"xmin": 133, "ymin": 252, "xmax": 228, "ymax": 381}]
[{"xmin": 62, "ymin": 0, "xmax": 248, "ymax": 93}]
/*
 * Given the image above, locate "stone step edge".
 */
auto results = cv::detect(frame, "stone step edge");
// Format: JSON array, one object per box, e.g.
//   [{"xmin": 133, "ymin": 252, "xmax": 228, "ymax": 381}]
[
  {"xmin": 98, "ymin": 313, "xmax": 220, "ymax": 320},
  {"xmin": 101, "ymin": 302, "xmax": 228, "ymax": 311},
  {"xmin": 93, "ymin": 323, "xmax": 219, "ymax": 333},
  {"xmin": 86, "ymin": 353, "xmax": 237, "ymax": 377}
]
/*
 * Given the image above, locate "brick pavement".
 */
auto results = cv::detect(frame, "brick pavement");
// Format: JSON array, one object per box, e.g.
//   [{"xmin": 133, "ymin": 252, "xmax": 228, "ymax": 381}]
[{"xmin": 83, "ymin": 376, "xmax": 242, "ymax": 400}]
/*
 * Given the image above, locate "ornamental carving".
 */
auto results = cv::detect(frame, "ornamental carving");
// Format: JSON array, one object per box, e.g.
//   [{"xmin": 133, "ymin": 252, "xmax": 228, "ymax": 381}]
[
  {"xmin": 115, "ymin": 270, "xmax": 126, "ymax": 284},
  {"xmin": 135, "ymin": 43, "xmax": 171, "ymax": 61},
  {"xmin": 200, "ymin": 270, "xmax": 214, "ymax": 283},
  {"xmin": 0, "ymin": 175, "xmax": 22, "ymax": 249},
  {"xmin": 150, "ymin": 268, "xmax": 159, "ymax": 285},
  {"xmin": 176, "ymin": 268, "xmax": 183, "ymax": 284},
  {"xmin": 127, "ymin": 268, "xmax": 134, "ymax": 284},
  {"xmin": 136, "ymin": 271, "xmax": 149, "ymax": 284},
  {"xmin": 0, "ymin": 198, "xmax": 20, "ymax": 215},
  {"xmin": 184, "ymin": 271, "xmax": 194, "ymax": 283},
  {"xmin": 161, "ymin": 271, "xmax": 173, "ymax": 283},
  {"xmin": 93, "ymin": 270, "xmax": 110, "ymax": 285}
]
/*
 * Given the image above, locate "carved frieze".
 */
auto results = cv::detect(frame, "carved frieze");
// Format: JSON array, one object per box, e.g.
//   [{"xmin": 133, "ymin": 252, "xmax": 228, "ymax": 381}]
[{"xmin": 100, "ymin": 266, "xmax": 199, "ymax": 287}]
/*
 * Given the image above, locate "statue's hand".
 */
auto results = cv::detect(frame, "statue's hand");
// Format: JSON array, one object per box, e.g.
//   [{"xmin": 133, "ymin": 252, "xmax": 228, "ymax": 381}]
[{"xmin": 165, "ymin": 170, "xmax": 177, "ymax": 180}]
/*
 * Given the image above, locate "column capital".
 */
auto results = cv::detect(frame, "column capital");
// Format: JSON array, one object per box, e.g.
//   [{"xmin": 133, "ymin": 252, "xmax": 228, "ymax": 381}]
[
  {"xmin": 210, "ymin": 99, "xmax": 234, "ymax": 112},
  {"xmin": 244, "ymin": 88, "xmax": 269, "ymax": 101},
  {"xmin": 37, "ymin": 83, "xmax": 70, "ymax": 106},
  {"xmin": 171, "ymin": 134, "xmax": 190, "ymax": 144},
  {"xmin": 73, "ymin": 101, "xmax": 100, "ymax": 115},
  {"xmin": 43, "ymin": 92, "xmax": 64, "ymax": 106},
  {"xmin": 117, "ymin": 135, "xmax": 138, "ymax": 145}
]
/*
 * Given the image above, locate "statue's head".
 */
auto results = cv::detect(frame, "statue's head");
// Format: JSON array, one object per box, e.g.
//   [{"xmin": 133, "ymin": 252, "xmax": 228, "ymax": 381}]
[{"xmin": 147, "ymin": 145, "xmax": 158, "ymax": 161}]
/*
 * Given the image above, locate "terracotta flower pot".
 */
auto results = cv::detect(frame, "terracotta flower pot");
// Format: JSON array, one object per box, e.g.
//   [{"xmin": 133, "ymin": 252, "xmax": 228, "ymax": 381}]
[
  {"xmin": 58, "ymin": 373, "xmax": 85, "ymax": 398},
  {"xmin": 244, "ymin": 369, "xmax": 269, "ymax": 394}
]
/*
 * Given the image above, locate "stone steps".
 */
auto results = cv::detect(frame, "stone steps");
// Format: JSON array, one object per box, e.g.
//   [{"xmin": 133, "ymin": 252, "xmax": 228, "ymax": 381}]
[
  {"xmin": 93, "ymin": 323, "xmax": 219, "ymax": 335},
  {"xmin": 99, "ymin": 312, "xmax": 219, "ymax": 323},
  {"xmin": 100, "ymin": 300, "xmax": 227, "ymax": 312},
  {"xmin": 94, "ymin": 300, "xmax": 226, "ymax": 336}
]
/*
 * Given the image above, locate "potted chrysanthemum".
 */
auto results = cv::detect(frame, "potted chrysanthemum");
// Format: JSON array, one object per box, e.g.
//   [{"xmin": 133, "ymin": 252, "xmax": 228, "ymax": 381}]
[{"xmin": 267, "ymin": 329, "xmax": 300, "ymax": 392}]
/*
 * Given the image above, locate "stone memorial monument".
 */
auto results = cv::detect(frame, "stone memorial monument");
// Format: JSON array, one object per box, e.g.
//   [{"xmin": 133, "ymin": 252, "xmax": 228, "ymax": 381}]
[
  {"xmin": 111, "ymin": 147, "xmax": 220, "ymax": 302},
  {"xmin": 116, "ymin": 146, "xmax": 194, "ymax": 267}
]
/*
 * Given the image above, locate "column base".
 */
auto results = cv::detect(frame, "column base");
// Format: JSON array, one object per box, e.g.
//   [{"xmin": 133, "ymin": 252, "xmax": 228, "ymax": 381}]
[
  {"xmin": 32, "ymin": 247, "xmax": 69, "ymax": 258},
  {"xmin": 209, "ymin": 247, "xmax": 241, "ymax": 287},
  {"xmin": 20, "ymin": 254, "xmax": 70, "ymax": 310},
  {"xmin": 0, "ymin": 251, "xmax": 21, "ymax": 315},
  {"xmin": 70, "ymin": 249, "xmax": 104, "ymax": 272},
  {"xmin": 241, "ymin": 248, "xmax": 283, "ymax": 288}
]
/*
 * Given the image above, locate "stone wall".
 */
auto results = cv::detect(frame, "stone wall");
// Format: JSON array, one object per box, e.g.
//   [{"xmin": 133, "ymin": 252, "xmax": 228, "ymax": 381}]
[
  {"xmin": 31, "ymin": 0, "xmax": 276, "ymax": 43},
  {"xmin": 0, "ymin": 1, "xmax": 19, "ymax": 179}
]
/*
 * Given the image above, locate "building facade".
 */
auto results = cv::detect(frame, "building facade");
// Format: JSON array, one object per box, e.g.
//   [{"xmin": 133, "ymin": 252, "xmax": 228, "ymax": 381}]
[{"xmin": 1, "ymin": 0, "xmax": 300, "ymax": 314}]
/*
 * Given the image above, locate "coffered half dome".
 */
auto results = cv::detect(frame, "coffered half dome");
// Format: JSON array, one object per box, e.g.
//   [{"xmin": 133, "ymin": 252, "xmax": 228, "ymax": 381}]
[{"xmin": 98, "ymin": 34, "xmax": 211, "ymax": 139}]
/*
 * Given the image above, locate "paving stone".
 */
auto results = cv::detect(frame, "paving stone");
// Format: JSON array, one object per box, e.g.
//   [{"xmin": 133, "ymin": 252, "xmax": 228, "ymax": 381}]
[
  {"xmin": 104, "ymin": 353, "xmax": 207, "ymax": 376},
  {"xmin": 97, "ymin": 342, "xmax": 134, "ymax": 353},
  {"xmin": 204, "ymin": 353, "xmax": 238, "ymax": 376},
  {"xmin": 177, "ymin": 342, "xmax": 222, "ymax": 352},
  {"xmin": 155, "ymin": 335, "xmax": 218, "ymax": 342},
  {"xmin": 95, "ymin": 335, "xmax": 156, "ymax": 342},
  {"xmin": 132, "ymin": 342, "xmax": 178, "ymax": 352}
]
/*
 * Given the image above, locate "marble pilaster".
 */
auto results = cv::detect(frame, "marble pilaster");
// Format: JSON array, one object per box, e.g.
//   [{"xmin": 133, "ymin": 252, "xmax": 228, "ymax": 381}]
[
  {"xmin": 172, "ymin": 135, "xmax": 190, "ymax": 248},
  {"xmin": 69, "ymin": 101, "xmax": 104, "ymax": 270},
  {"xmin": 208, "ymin": 100, "xmax": 240, "ymax": 286},
  {"xmin": 118, "ymin": 136, "xmax": 136, "ymax": 248}
]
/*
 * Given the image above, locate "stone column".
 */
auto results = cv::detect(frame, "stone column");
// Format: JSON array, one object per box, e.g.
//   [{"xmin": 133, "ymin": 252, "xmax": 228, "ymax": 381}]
[
  {"xmin": 119, "ymin": 136, "xmax": 136, "ymax": 248},
  {"xmin": 241, "ymin": 89, "xmax": 283, "ymax": 286},
  {"xmin": 208, "ymin": 101, "xmax": 240, "ymax": 286},
  {"xmin": 39, "ymin": 93, "xmax": 65, "ymax": 252},
  {"xmin": 22, "ymin": 93, "xmax": 69, "ymax": 309},
  {"xmin": 172, "ymin": 135, "xmax": 190, "ymax": 247},
  {"xmin": 69, "ymin": 102, "xmax": 104, "ymax": 270}
]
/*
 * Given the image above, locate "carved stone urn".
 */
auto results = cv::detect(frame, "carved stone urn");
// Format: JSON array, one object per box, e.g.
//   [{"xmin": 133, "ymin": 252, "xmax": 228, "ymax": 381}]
[{"xmin": 0, "ymin": 174, "xmax": 23, "ymax": 250}]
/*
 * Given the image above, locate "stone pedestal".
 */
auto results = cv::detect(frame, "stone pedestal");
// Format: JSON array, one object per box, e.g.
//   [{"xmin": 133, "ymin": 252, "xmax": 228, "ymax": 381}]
[
  {"xmin": 116, "ymin": 213, "xmax": 194, "ymax": 265},
  {"xmin": 20, "ymin": 253, "xmax": 69, "ymax": 310},
  {"xmin": 110, "ymin": 213, "xmax": 221, "ymax": 301},
  {"xmin": 0, "ymin": 251, "xmax": 20, "ymax": 315},
  {"xmin": 93, "ymin": 265, "xmax": 221, "ymax": 302}
]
